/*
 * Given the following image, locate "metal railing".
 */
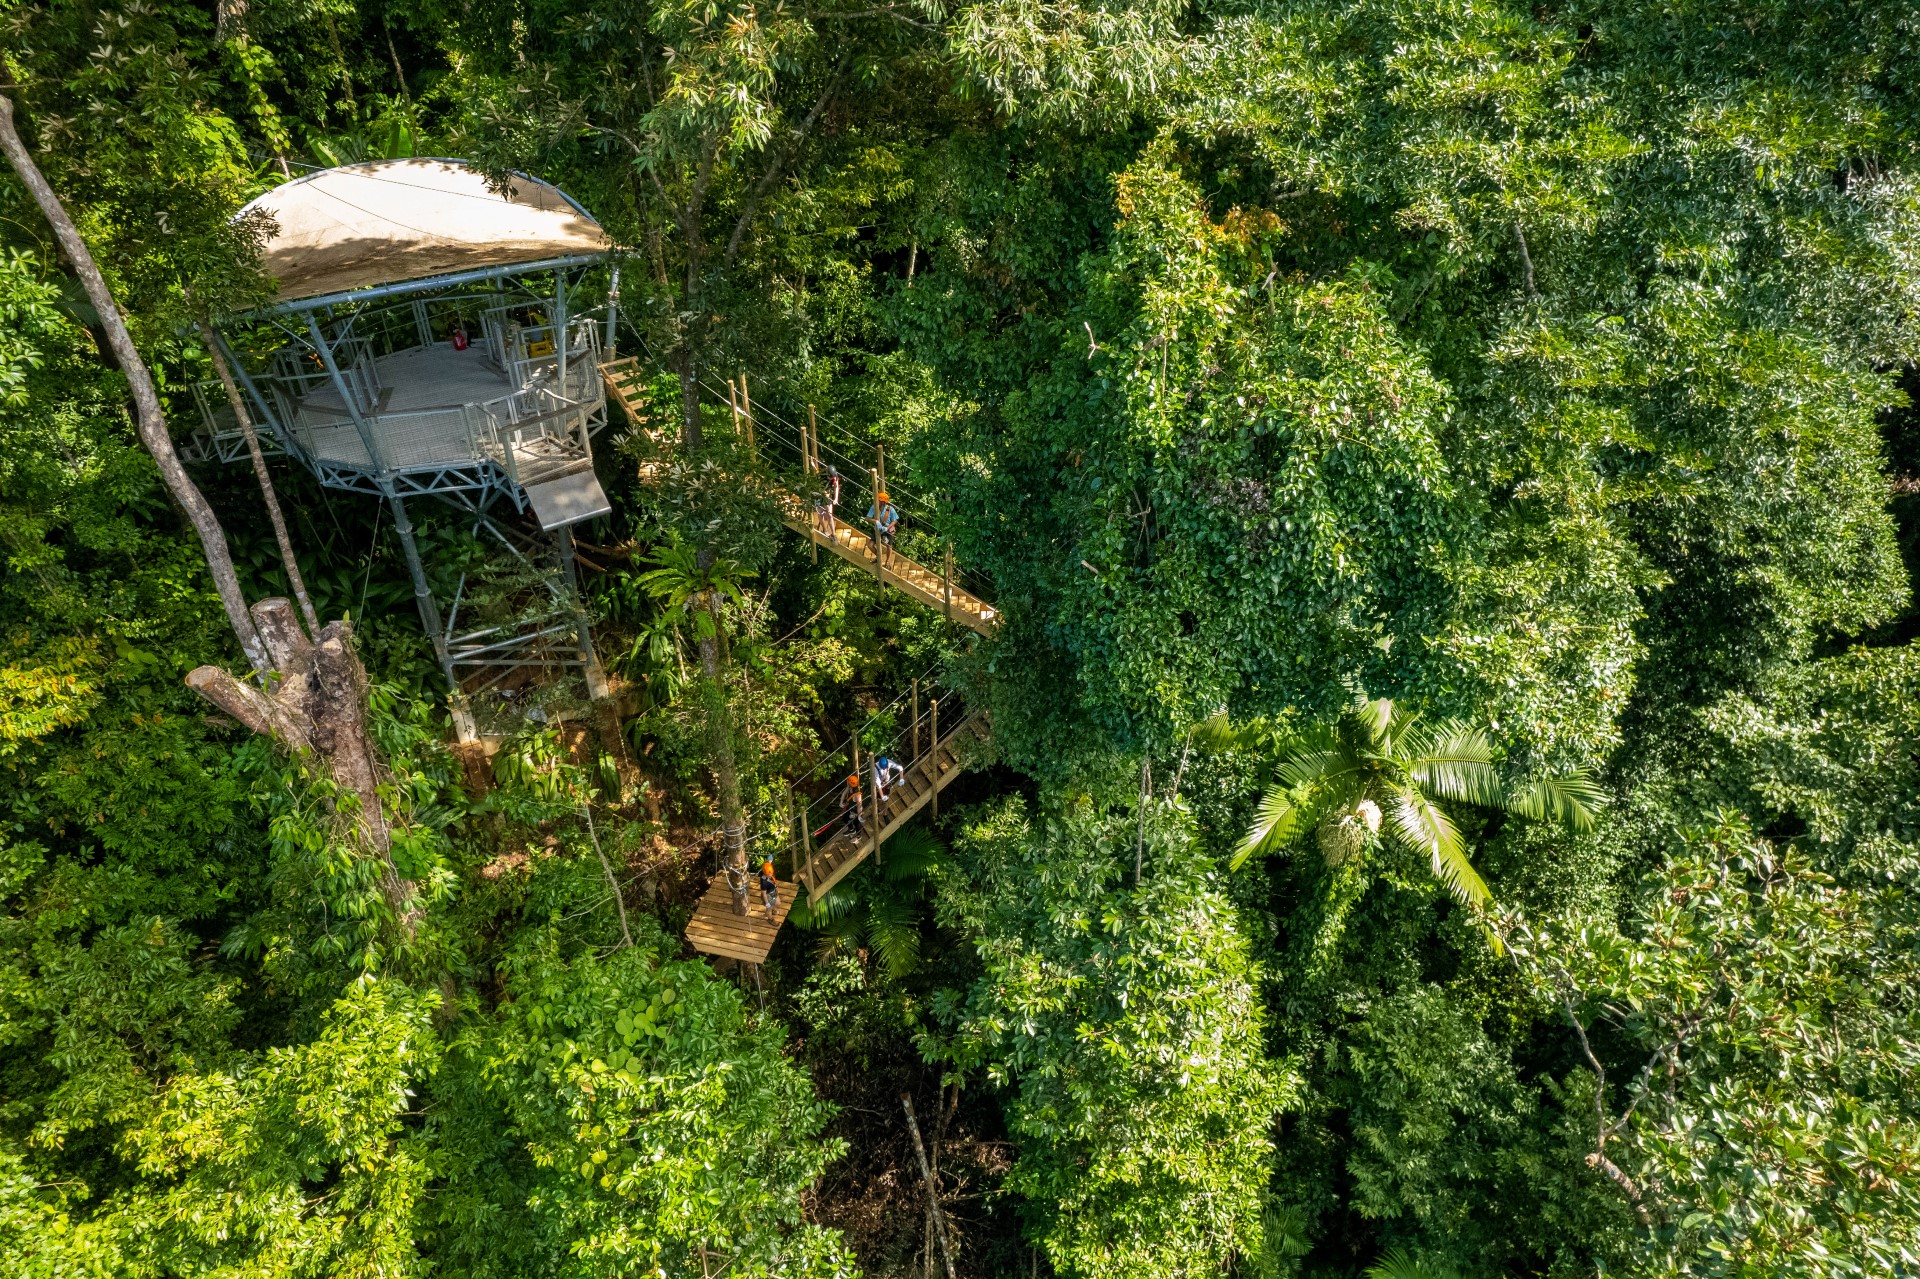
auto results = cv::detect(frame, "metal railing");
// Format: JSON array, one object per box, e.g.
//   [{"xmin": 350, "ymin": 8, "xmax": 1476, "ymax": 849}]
[{"xmin": 242, "ymin": 318, "xmax": 604, "ymax": 481}]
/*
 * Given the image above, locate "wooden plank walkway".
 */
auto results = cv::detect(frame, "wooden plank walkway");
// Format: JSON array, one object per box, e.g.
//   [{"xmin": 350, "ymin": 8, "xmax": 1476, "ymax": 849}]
[
  {"xmin": 602, "ymin": 357, "xmax": 673, "ymax": 484},
  {"xmin": 683, "ymin": 875, "xmax": 799, "ymax": 964},
  {"xmin": 601, "ymin": 356, "xmax": 998, "ymax": 635},
  {"xmin": 799, "ymin": 712, "xmax": 989, "ymax": 900},
  {"xmin": 772, "ymin": 493, "xmax": 997, "ymax": 637}
]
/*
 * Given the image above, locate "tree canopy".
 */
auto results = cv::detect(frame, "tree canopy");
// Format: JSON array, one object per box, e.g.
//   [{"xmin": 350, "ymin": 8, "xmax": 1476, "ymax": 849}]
[{"xmin": 6, "ymin": 0, "xmax": 1920, "ymax": 1275}]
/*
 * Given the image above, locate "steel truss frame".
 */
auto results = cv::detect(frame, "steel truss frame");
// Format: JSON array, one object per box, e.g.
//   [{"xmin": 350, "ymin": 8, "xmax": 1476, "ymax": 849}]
[{"xmin": 191, "ymin": 257, "xmax": 619, "ymax": 739}]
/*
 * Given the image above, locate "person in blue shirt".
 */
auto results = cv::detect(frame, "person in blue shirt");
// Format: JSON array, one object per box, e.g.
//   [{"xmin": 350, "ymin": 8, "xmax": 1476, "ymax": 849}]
[
  {"xmin": 873, "ymin": 754, "xmax": 905, "ymax": 804},
  {"xmin": 758, "ymin": 860, "xmax": 779, "ymax": 917},
  {"xmin": 867, "ymin": 490, "xmax": 900, "ymax": 568}
]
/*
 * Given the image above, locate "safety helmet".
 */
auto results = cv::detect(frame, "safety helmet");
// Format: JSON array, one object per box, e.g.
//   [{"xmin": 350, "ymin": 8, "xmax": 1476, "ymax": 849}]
[{"xmin": 876, "ymin": 491, "xmax": 890, "ymax": 502}]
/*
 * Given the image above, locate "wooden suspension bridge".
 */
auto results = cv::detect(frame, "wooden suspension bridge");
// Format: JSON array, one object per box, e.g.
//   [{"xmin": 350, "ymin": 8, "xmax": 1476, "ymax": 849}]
[
  {"xmin": 602, "ymin": 357, "xmax": 999, "ymax": 636},
  {"xmin": 600, "ymin": 357, "xmax": 997, "ymax": 964}
]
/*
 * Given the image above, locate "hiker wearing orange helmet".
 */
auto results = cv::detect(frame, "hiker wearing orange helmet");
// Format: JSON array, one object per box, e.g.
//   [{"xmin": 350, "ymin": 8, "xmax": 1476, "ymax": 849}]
[
  {"xmin": 840, "ymin": 771, "xmax": 867, "ymax": 839},
  {"xmin": 758, "ymin": 860, "xmax": 779, "ymax": 917},
  {"xmin": 867, "ymin": 489, "xmax": 900, "ymax": 569}
]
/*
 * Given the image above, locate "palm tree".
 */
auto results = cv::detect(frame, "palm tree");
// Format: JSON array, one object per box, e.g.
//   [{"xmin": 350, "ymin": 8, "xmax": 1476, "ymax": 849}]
[
  {"xmin": 639, "ymin": 539, "xmax": 755, "ymax": 911},
  {"xmin": 1231, "ymin": 696, "xmax": 1601, "ymax": 910}
]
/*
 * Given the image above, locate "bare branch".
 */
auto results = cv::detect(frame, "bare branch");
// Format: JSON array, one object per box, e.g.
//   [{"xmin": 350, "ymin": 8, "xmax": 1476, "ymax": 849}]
[
  {"xmin": 1585, "ymin": 1152, "xmax": 1653, "ymax": 1226},
  {"xmin": 724, "ymin": 56, "xmax": 850, "ymax": 268}
]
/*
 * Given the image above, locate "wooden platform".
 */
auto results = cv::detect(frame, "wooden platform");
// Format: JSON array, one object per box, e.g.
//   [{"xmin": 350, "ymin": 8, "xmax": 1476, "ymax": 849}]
[{"xmin": 684, "ymin": 875, "xmax": 799, "ymax": 964}]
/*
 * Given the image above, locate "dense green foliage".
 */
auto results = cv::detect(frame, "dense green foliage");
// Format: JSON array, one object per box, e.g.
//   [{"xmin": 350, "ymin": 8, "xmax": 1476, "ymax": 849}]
[
  {"xmin": 932, "ymin": 796, "xmax": 1284, "ymax": 1277},
  {"xmin": 8, "ymin": 0, "xmax": 1920, "ymax": 1274}
]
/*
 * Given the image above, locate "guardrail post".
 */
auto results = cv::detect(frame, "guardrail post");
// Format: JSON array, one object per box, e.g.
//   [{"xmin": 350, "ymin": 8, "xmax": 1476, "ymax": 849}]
[
  {"xmin": 912, "ymin": 679, "xmax": 921, "ymax": 763},
  {"xmin": 799, "ymin": 791, "xmax": 813, "ymax": 891},
  {"xmin": 930, "ymin": 699, "xmax": 939, "ymax": 822},
  {"xmin": 943, "ymin": 545, "xmax": 954, "ymax": 621},
  {"xmin": 869, "ymin": 467, "xmax": 884, "ymax": 581}
]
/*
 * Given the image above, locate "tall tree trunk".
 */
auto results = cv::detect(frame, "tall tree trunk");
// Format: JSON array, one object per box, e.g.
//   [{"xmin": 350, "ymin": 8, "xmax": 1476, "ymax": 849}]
[
  {"xmin": 696, "ymin": 587, "xmax": 748, "ymax": 914},
  {"xmin": 197, "ymin": 317, "xmax": 321, "ymax": 634},
  {"xmin": 673, "ymin": 343, "xmax": 703, "ymax": 451},
  {"xmin": 0, "ymin": 93, "xmax": 272, "ymax": 677},
  {"xmin": 188, "ymin": 602, "xmax": 419, "ymax": 928},
  {"xmin": 1, "ymin": 93, "xmax": 417, "ymax": 933}
]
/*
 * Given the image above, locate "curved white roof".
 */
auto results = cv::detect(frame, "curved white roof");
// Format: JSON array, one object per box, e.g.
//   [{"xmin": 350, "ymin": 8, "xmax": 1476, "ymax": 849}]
[{"xmin": 239, "ymin": 159, "xmax": 611, "ymax": 305}]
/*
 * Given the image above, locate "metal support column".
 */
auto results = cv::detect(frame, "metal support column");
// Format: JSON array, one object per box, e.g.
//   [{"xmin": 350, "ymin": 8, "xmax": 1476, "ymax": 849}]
[
  {"xmin": 557, "ymin": 524, "xmax": 611, "ymax": 700},
  {"xmin": 554, "ymin": 270, "xmax": 570, "ymax": 396},
  {"xmin": 604, "ymin": 263, "xmax": 621, "ymax": 360},
  {"xmin": 388, "ymin": 492, "xmax": 476, "ymax": 741},
  {"xmin": 304, "ymin": 313, "xmax": 384, "ymax": 472}
]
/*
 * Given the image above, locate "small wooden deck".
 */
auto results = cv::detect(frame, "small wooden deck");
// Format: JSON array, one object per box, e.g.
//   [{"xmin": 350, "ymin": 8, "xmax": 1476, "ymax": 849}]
[{"xmin": 683, "ymin": 875, "xmax": 799, "ymax": 964}]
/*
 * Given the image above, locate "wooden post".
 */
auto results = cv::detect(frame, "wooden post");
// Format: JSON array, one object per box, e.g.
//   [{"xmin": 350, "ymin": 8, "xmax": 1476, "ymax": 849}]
[
  {"xmin": 739, "ymin": 373, "xmax": 756, "ymax": 458},
  {"xmin": 727, "ymin": 376, "xmax": 741, "ymax": 442},
  {"xmin": 801, "ymin": 793, "xmax": 813, "ymax": 889},
  {"xmin": 943, "ymin": 545, "xmax": 954, "ymax": 621},
  {"xmin": 929, "ymin": 699, "xmax": 939, "ymax": 823},
  {"xmin": 869, "ymin": 468, "xmax": 884, "ymax": 581},
  {"xmin": 877, "ymin": 443, "xmax": 886, "ymax": 492},
  {"xmin": 872, "ymin": 755, "xmax": 884, "ymax": 866},
  {"xmin": 807, "ymin": 403, "xmax": 818, "ymax": 472},
  {"xmin": 912, "ymin": 679, "xmax": 921, "ymax": 763}
]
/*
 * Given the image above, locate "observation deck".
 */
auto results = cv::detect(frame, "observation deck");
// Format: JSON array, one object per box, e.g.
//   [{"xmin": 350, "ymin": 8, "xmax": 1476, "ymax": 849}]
[
  {"xmin": 189, "ymin": 158, "xmax": 623, "ymax": 730},
  {"xmin": 197, "ymin": 304, "xmax": 611, "ymax": 527}
]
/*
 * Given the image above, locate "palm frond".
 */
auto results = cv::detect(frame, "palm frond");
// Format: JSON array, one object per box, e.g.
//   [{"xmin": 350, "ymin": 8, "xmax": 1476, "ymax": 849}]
[
  {"xmin": 865, "ymin": 896, "xmax": 922, "ymax": 978},
  {"xmin": 879, "ymin": 824, "xmax": 944, "ymax": 883},
  {"xmin": 1382, "ymin": 700, "xmax": 1422, "ymax": 753},
  {"xmin": 1507, "ymin": 770, "xmax": 1605, "ymax": 831},
  {"xmin": 1354, "ymin": 695, "xmax": 1395, "ymax": 745},
  {"xmin": 1404, "ymin": 719, "xmax": 1503, "ymax": 810},
  {"xmin": 1276, "ymin": 748, "xmax": 1355, "ymax": 792},
  {"xmin": 1233, "ymin": 785, "xmax": 1308, "ymax": 870},
  {"xmin": 788, "ymin": 885, "xmax": 859, "ymax": 929},
  {"xmin": 1191, "ymin": 710, "xmax": 1261, "ymax": 752},
  {"xmin": 1366, "ymin": 1248, "xmax": 1460, "ymax": 1279},
  {"xmin": 1387, "ymin": 787, "xmax": 1490, "ymax": 909}
]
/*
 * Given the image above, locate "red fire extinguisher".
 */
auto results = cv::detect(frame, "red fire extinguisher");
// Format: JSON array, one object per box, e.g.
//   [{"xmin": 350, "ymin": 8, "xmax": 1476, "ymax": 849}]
[{"xmin": 451, "ymin": 326, "xmax": 470, "ymax": 351}]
